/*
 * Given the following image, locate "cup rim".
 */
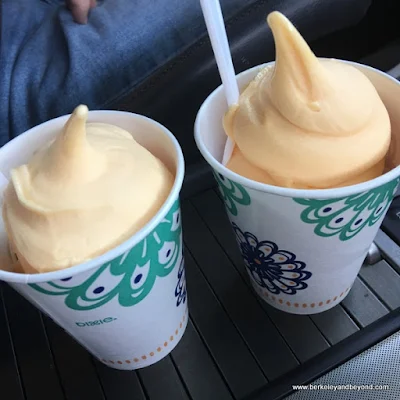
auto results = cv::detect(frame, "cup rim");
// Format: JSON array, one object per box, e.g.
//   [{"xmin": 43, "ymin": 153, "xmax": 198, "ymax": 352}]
[
  {"xmin": 0, "ymin": 110, "xmax": 185, "ymax": 284},
  {"xmin": 194, "ymin": 61, "xmax": 400, "ymax": 199}
]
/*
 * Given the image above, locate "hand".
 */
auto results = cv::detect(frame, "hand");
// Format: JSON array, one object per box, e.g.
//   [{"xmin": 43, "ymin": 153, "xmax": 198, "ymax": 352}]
[{"xmin": 67, "ymin": 0, "xmax": 97, "ymax": 24}]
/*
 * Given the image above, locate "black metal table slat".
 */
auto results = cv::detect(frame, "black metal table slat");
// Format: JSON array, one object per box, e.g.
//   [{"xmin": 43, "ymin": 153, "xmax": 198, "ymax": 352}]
[
  {"xmin": 310, "ymin": 306, "xmax": 359, "ymax": 345},
  {"xmin": 171, "ymin": 318, "xmax": 234, "ymax": 400},
  {"xmin": 381, "ymin": 196, "xmax": 400, "ymax": 246},
  {"xmin": 183, "ymin": 249, "xmax": 267, "ymax": 398},
  {"xmin": 181, "ymin": 200, "xmax": 299, "ymax": 380},
  {"xmin": 0, "ymin": 284, "xmax": 25, "ymax": 400},
  {"xmin": 359, "ymin": 260, "xmax": 400, "ymax": 310},
  {"xmin": 42, "ymin": 317, "xmax": 105, "ymax": 400},
  {"xmin": 93, "ymin": 360, "xmax": 146, "ymax": 400},
  {"xmin": 1, "ymin": 284, "xmax": 65, "ymax": 400},
  {"xmin": 374, "ymin": 230, "xmax": 400, "ymax": 274},
  {"xmin": 137, "ymin": 356, "xmax": 190, "ymax": 400},
  {"xmin": 260, "ymin": 307, "xmax": 330, "ymax": 364},
  {"xmin": 341, "ymin": 279, "xmax": 389, "ymax": 327},
  {"xmin": 191, "ymin": 190, "xmax": 332, "ymax": 361}
]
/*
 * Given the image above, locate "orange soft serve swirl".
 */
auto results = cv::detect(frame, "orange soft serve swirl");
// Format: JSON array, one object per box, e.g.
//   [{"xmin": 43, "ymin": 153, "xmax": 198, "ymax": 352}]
[
  {"xmin": 2, "ymin": 105, "xmax": 174, "ymax": 273},
  {"xmin": 224, "ymin": 12, "xmax": 391, "ymax": 189}
]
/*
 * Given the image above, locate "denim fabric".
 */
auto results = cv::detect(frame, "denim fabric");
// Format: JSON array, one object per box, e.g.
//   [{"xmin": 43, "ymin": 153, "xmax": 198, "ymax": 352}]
[{"xmin": 0, "ymin": 0, "xmax": 251, "ymax": 145}]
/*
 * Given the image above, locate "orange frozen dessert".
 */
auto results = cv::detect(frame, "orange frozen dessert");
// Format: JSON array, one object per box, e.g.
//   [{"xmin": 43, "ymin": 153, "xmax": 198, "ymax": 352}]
[
  {"xmin": 2, "ymin": 105, "xmax": 174, "ymax": 273},
  {"xmin": 223, "ymin": 12, "xmax": 391, "ymax": 189}
]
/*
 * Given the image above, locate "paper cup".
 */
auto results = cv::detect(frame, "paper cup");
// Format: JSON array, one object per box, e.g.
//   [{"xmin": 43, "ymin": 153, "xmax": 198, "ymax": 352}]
[
  {"xmin": 195, "ymin": 61, "xmax": 400, "ymax": 315},
  {"xmin": 0, "ymin": 111, "xmax": 187, "ymax": 369}
]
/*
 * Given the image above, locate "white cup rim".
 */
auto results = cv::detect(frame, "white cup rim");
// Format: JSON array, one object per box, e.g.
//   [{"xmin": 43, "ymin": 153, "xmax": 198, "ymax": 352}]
[
  {"xmin": 194, "ymin": 61, "xmax": 400, "ymax": 199},
  {"xmin": 0, "ymin": 111, "xmax": 185, "ymax": 284}
]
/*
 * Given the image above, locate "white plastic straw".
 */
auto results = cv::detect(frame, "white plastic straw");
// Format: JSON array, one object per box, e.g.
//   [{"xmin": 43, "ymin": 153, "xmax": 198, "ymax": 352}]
[{"xmin": 200, "ymin": 0, "xmax": 239, "ymax": 165}]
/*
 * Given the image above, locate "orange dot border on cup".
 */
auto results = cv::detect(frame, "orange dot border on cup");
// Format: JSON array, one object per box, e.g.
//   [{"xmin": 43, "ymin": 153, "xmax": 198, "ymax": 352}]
[
  {"xmin": 101, "ymin": 308, "xmax": 188, "ymax": 366},
  {"xmin": 257, "ymin": 287, "xmax": 350, "ymax": 309}
]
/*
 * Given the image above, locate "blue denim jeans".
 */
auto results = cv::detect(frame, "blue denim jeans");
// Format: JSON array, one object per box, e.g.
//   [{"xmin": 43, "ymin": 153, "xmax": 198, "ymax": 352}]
[{"xmin": 0, "ymin": 0, "xmax": 250, "ymax": 146}]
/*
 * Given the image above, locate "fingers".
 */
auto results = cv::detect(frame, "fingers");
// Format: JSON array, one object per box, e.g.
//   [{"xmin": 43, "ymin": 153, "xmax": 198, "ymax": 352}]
[{"xmin": 67, "ymin": 0, "xmax": 95, "ymax": 24}]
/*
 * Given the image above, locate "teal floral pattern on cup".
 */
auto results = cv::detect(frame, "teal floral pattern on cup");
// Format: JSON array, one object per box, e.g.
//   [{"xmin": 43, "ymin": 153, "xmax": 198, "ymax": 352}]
[
  {"xmin": 213, "ymin": 171, "xmax": 251, "ymax": 216},
  {"xmin": 29, "ymin": 200, "xmax": 183, "ymax": 311},
  {"xmin": 294, "ymin": 178, "xmax": 399, "ymax": 241}
]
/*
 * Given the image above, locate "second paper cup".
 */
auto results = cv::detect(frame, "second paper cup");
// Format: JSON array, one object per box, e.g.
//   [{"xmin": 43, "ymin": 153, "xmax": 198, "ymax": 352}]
[
  {"xmin": 0, "ymin": 111, "xmax": 187, "ymax": 369},
  {"xmin": 195, "ymin": 62, "xmax": 400, "ymax": 315}
]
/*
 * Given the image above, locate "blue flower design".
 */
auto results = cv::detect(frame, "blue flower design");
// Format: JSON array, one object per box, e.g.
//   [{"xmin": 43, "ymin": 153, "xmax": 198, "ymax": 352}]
[
  {"xmin": 175, "ymin": 257, "xmax": 186, "ymax": 307},
  {"xmin": 232, "ymin": 223, "xmax": 312, "ymax": 295}
]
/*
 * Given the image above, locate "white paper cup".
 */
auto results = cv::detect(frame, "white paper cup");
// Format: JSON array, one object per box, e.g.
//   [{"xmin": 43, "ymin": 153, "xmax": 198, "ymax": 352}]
[
  {"xmin": 0, "ymin": 111, "xmax": 188, "ymax": 369},
  {"xmin": 195, "ymin": 61, "xmax": 400, "ymax": 315}
]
